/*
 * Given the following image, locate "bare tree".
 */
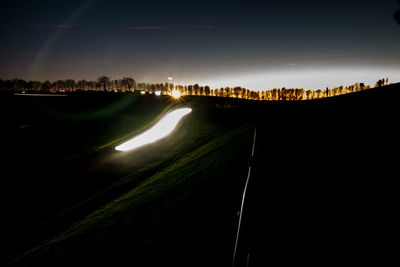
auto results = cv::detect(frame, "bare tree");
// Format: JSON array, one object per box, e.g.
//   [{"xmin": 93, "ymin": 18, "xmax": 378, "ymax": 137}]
[
  {"xmin": 43, "ymin": 80, "xmax": 52, "ymax": 91},
  {"xmin": 97, "ymin": 76, "xmax": 110, "ymax": 92},
  {"xmin": 123, "ymin": 77, "xmax": 135, "ymax": 91},
  {"xmin": 77, "ymin": 80, "xmax": 87, "ymax": 91},
  {"xmin": 65, "ymin": 79, "xmax": 76, "ymax": 91}
]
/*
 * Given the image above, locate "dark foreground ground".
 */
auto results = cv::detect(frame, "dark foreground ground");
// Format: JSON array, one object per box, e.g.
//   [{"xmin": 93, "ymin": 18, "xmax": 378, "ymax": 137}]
[
  {"xmin": 1, "ymin": 84, "xmax": 399, "ymax": 266},
  {"xmin": 235, "ymin": 84, "xmax": 399, "ymax": 266}
]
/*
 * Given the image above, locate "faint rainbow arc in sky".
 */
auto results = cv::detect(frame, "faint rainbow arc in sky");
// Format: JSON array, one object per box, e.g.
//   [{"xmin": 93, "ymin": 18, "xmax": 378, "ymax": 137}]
[{"xmin": 27, "ymin": 0, "xmax": 97, "ymax": 80}]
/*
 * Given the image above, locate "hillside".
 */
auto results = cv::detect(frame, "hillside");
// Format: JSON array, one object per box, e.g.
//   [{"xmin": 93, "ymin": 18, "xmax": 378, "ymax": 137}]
[
  {"xmin": 0, "ymin": 92, "xmax": 255, "ymax": 266},
  {"xmin": 236, "ymin": 83, "xmax": 400, "ymax": 266},
  {"xmin": 3, "ymin": 83, "xmax": 399, "ymax": 266}
]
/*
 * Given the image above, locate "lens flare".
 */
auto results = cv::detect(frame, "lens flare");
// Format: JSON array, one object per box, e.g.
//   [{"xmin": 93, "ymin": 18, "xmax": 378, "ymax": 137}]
[
  {"xmin": 115, "ymin": 108, "xmax": 192, "ymax": 152},
  {"xmin": 171, "ymin": 90, "xmax": 181, "ymax": 99}
]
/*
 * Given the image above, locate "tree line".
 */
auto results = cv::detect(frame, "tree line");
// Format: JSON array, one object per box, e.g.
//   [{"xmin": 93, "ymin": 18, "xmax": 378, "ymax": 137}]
[
  {"xmin": 0, "ymin": 76, "xmax": 136, "ymax": 93},
  {"xmin": 0, "ymin": 76, "xmax": 390, "ymax": 101}
]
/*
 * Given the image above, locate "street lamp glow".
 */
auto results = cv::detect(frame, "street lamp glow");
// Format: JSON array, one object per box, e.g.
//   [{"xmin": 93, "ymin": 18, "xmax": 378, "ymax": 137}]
[
  {"xmin": 172, "ymin": 90, "xmax": 181, "ymax": 99},
  {"xmin": 140, "ymin": 91, "xmax": 146, "ymax": 95},
  {"xmin": 115, "ymin": 108, "xmax": 192, "ymax": 152},
  {"xmin": 155, "ymin": 91, "xmax": 161, "ymax": 96}
]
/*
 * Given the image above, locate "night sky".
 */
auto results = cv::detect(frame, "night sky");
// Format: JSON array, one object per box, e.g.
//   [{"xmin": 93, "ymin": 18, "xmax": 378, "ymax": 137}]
[{"xmin": 1, "ymin": 0, "xmax": 399, "ymax": 90}]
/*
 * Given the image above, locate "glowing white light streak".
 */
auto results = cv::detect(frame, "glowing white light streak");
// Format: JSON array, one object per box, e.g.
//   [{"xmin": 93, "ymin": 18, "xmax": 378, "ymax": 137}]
[{"xmin": 115, "ymin": 108, "xmax": 192, "ymax": 152}]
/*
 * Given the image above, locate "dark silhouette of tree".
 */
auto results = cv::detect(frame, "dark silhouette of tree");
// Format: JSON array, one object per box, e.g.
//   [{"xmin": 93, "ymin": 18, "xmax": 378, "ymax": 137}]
[
  {"xmin": 43, "ymin": 80, "xmax": 52, "ymax": 91},
  {"xmin": 375, "ymin": 78, "xmax": 385, "ymax": 87},
  {"xmin": 306, "ymin": 90, "xmax": 311, "ymax": 100},
  {"xmin": 77, "ymin": 80, "xmax": 87, "ymax": 91},
  {"xmin": 150, "ymin": 84, "xmax": 156, "ymax": 94},
  {"xmin": 233, "ymin": 87, "xmax": 241, "ymax": 98},
  {"xmin": 122, "ymin": 77, "xmax": 135, "ymax": 91},
  {"xmin": 11, "ymin": 79, "xmax": 19, "ymax": 91},
  {"xmin": 193, "ymin": 84, "xmax": 200, "ymax": 95},
  {"xmin": 241, "ymin": 88, "xmax": 246, "ymax": 99},
  {"xmin": 395, "ymin": 0, "xmax": 400, "ymax": 25},
  {"xmin": 224, "ymin": 87, "xmax": 231, "ymax": 97},
  {"xmin": 54, "ymin": 80, "xmax": 63, "ymax": 91},
  {"xmin": 218, "ymin": 88, "xmax": 224, "ymax": 97},
  {"xmin": 97, "ymin": 76, "xmax": 110, "ymax": 92},
  {"xmin": 294, "ymin": 89, "xmax": 304, "ymax": 100},
  {"xmin": 65, "ymin": 79, "xmax": 76, "ymax": 91},
  {"xmin": 246, "ymin": 89, "xmax": 250, "ymax": 99},
  {"xmin": 249, "ymin": 90, "xmax": 259, "ymax": 100},
  {"xmin": 204, "ymin": 86, "xmax": 210, "ymax": 96},
  {"xmin": 0, "ymin": 75, "xmax": 383, "ymax": 101},
  {"xmin": 318, "ymin": 89, "xmax": 325, "ymax": 98}
]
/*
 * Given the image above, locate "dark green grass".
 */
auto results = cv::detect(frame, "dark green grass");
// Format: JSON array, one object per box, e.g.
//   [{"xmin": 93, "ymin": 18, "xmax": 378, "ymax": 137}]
[
  {"xmin": 0, "ymin": 92, "xmax": 254, "ymax": 266},
  {"xmin": 10, "ymin": 125, "xmax": 253, "ymax": 267},
  {"xmin": 0, "ymin": 93, "xmax": 173, "ymax": 246},
  {"xmin": 3, "ymin": 83, "xmax": 399, "ymax": 266},
  {"xmin": 0, "ymin": 92, "xmax": 174, "ymax": 157},
  {"xmin": 0, "ymin": 93, "xmax": 167, "ymax": 260}
]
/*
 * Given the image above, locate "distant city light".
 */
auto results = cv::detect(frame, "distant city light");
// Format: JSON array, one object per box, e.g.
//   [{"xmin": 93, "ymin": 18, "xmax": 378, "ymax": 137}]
[
  {"xmin": 155, "ymin": 91, "xmax": 161, "ymax": 96},
  {"xmin": 115, "ymin": 108, "xmax": 192, "ymax": 151},
  {"xmin": 199, "ymin": 67, "xmax": 400, "ymax": 91},
  {"xmin": 171, "ymin": 90, "xmax": 181, "ymax": 99},
  {"xmin": 140, "ymin": 91, "xmax": 146, "ymax": 95}
]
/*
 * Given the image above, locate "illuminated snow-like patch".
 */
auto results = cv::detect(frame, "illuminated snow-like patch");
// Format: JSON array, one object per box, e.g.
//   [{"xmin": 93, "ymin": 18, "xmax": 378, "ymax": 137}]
[{"xmin": 115, "ymin": 108, "xmax": 192, "ymax": 152}]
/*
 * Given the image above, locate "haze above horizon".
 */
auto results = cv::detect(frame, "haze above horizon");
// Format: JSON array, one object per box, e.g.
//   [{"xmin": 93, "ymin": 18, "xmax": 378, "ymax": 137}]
[{"xmin": 1, "ymin": 0, "xmax": 400, "ymax": 90}]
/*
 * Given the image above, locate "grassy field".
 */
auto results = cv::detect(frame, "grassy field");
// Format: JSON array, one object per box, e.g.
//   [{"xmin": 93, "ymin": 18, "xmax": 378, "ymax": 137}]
[
  {"xmin": 1, "ymin": 83, "xmax": 399, "ymax": 266},
  {"xmin": 0, "ymin": 92, "xmax": 254, "ymax": 266},
  {"xmin": 11, "ymin": 125, "xmax": 253, "ymax": 267}
]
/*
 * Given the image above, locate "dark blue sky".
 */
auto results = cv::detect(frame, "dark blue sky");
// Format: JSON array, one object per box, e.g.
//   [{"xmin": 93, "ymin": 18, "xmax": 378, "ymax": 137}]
[{"xmin": 1, "ymin": 0, "xmax": 399, "ymax": 90}]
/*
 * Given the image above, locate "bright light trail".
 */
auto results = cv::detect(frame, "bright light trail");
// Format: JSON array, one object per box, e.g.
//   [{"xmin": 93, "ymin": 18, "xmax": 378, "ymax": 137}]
[{"xmin": 115, "ymin": 108, "xmax": 192, "ymax": 152}]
